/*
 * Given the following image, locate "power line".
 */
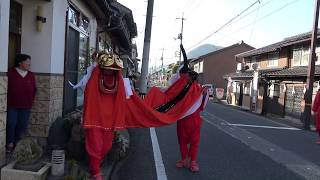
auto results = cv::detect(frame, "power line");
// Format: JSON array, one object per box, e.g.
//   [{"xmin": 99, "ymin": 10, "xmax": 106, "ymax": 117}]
[
  {"xmin": 225, "ymin": 0, "xmax": 275, "ymax": 28},
  {"xmin": 183, "ymin": 0, "xmax": 198, "ymax": 13},
  {"xmin": 190, "ymin": 0, "xmax": 275, "ymax": 45},
  {"xmin": 249, "ymin": 4, "xmax": 260, "ymax": 41},
  {"xmin": 221, "ymin": 0, "xmax": 302, "ymax": 41},
  {"xmin": 184, "ymin": 0, "xmax": 203, "ymax": 18},
  {"xmin": 168, "ymin": 0, "xmax": 297, "ymax": 62},
  {"xmin": 187, "ymin": 0, "xmax": 261, "ymax": 51}
]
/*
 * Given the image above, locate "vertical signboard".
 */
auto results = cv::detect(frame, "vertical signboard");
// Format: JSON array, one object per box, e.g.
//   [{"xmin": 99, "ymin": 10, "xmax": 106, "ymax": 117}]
[{"xmin": 251, "ymin": 71, "xmax": 259, "ymax": 111}]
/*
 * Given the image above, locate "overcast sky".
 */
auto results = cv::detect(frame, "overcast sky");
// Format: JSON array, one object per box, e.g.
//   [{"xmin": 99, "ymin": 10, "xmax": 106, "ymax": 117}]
[{"xmin": 118, "ymin": 0, "xmax": 315, "ymax": 70}]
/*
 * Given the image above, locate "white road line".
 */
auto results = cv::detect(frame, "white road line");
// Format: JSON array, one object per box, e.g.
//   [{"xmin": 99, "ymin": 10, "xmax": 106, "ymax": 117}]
[
  {"xmin": 150, "ymin": 128, "xmax": 168, "ymax": 180},
  {"xmin": 202, "ymin": 112, "xmax": 320, "ymax": 179},
  {"xmin": 203, "ymin": 108, "xmax": 301, "ymax": 130},
  {"xmin": 227, "ymin": 123, "xmax": 301, "ymax": 130},
  {"xmin": 207, "ymin": 102, "xmax": 294, "ymax": 128},
  {"xmin": 203, "ymin": 118, "xmax": 220, "ymax": 126},
  {"xmin": 202, "ymin": 111, "xmax": 301, "ymax": 131}
]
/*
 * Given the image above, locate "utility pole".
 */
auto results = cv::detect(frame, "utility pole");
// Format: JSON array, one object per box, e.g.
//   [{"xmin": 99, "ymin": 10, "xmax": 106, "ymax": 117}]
[
  {"xmin": 303, "ymin": 0, "xmax": 320, "ymax": 130},
  {"xmin": 176, "ymin": 13, "xmax": 186, "ymax": 65},
  {"xmin": 160, "ymin": 48, "xmax": 164, "ymax": 86},
  {"xmin": 154, "ymin": 58, "xmax": 157, "ymax": 74},
  {"xmin": 139, "ymin": 0, "xmax": 154, "ymax": 95},
  {"xmin": 161, "ymin": 48, "xmax": 164, "ymax": 72}
]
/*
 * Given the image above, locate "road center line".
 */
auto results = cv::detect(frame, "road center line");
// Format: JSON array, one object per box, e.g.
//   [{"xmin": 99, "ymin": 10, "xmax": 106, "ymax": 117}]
[
  {"xmin": 202, "ymin": 110, "xmax": 300, "ymax": 131},
  {"xmin": 201, "ymin": 111, "xmax": 320, "ymax": 179},
  {"xmin": 227, "ymin": 123, "xmax": 301, "ymax": 130},
  {"xmin": 208, "ymin": 102, "xmax": 294, "ymax": 128},
  {"xmin": 150, "ymin": 128, "xmax": 168, "ymax": 180}
]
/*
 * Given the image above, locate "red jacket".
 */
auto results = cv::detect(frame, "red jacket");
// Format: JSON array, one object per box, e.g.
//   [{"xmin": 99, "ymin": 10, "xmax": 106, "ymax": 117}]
[{"xmin": 7, "ymin": 68, "xmax": 36, "ymax": 109}]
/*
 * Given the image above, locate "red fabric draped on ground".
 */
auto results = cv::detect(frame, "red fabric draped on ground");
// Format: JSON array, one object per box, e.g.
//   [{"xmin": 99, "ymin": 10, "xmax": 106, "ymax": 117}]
[{"xmin": 82, "ymin": 67, "xmax": 203, "ymax": 130}]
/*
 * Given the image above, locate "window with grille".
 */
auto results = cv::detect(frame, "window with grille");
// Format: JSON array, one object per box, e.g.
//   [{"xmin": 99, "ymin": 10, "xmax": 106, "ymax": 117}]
[{"xmin": 292, "ymin": 44, "xmax": 320, "ymax": 66}]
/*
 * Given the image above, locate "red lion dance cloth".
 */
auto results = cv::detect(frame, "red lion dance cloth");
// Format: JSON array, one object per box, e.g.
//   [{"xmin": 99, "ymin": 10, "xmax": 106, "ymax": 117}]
[
  {"xmin": 83, "ymin": 70, "xmax": 204, "ymax": 130},
  {"xmin": 72, "ymin": 50, "xmax": 207, "ymax": 179}
]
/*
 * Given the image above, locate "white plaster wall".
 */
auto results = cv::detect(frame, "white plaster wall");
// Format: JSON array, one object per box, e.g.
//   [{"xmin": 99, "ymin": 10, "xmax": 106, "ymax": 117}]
[
  {"xmin": 0, "ymin": 0, "xmax": 9, "ymax": 72},
  {"xmin": 51, "ymin": 0, "xmax": 68, "ymax": 74},
  {"xmin": 17, "ymin": 0, "xmax": 68, "ymax": 74},
  {"xmin": 2, "ymin": 0, "xmax": 98, "ymax": 74},
  {"xmin": 19, "ymin": 0, "xmax": 54, "ymax": 73}
]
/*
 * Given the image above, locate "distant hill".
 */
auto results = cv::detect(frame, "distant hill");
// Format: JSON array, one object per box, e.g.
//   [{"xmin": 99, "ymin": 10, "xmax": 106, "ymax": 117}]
[{"xmin": 187, "ymin": 44, "xmax": 223, "ymax": 59}]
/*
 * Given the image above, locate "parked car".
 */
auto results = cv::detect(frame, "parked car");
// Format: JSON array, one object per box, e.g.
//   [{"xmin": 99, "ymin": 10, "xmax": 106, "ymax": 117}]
[{"xmin": 202, "ymin": 84, "xmax": 214, "ymax": 97}]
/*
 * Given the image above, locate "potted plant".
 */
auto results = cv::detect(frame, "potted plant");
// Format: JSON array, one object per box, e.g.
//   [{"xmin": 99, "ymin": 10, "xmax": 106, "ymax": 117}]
[{"xmin": 1, "ymin": 137, "xmax": 50, "ymax": 180}]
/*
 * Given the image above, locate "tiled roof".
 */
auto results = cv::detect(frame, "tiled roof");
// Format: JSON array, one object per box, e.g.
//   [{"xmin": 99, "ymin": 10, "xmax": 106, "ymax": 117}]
[
  {"xmin": 224, "ymin": 68, "xmax": 283, "ymax": 80},
  {"xmin": 191, "ymin": 42, "xmax": 254, "ymax": 63},
  {"xmin": 110, "ymin": 1, "xmax": 137, "ymax": 37},
  {"xmin": 266, "ymin": 66, "xmax": 320, "ymax": 77},
  {"xmin": 225, "ymin": 66, "xmax": 320, "ymax": 80},
  {"xmin": 236, "ymin": 31, "xmax": 320, "ymax": 58},
  {"xmin": 224, "ymin": 71, "xmax": 254, "ymax": 79}
]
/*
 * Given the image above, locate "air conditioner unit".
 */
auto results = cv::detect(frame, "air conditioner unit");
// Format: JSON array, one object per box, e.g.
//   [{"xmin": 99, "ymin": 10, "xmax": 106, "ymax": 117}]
[{"xmin": 251, "ymin": 63, "xmax": 258, "ymax": 70}]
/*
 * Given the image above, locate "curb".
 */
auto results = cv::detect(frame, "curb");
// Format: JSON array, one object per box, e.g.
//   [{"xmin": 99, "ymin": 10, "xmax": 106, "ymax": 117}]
[{"xmin": 109, "ymin": 129, "xmax": 134, "ymax": 180}]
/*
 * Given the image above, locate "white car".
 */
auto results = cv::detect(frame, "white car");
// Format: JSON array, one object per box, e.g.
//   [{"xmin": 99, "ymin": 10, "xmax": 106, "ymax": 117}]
[{"xmin": 202, "ymin": 84, "xmax": 214, "ymax": 97}]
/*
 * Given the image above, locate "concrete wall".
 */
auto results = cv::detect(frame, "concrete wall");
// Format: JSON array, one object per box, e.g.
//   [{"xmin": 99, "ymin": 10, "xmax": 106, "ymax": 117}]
[
  {"xmin": 0, "ymin": 75, "xmax": 7, "ymax": 166},
  {"xmin": 51, "ymin": 0, "xmax": 68, "ymax": 73},
  {"xmin": 0, "ymin": 0, "xmax": 10, "ymax": 72},
  {"xmin": 29, "ymin": 75, "xmax": 63, "ymax": 137},
  {"xmin": 0, "ymin": 0, "xmax": 9, "ymax": 166}
]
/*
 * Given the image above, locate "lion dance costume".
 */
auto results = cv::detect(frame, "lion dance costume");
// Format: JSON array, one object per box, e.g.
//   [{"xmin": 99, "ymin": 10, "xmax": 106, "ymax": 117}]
[{"xmin": 72, "ymin": 45, "xmax": 208, "ymax": 179}]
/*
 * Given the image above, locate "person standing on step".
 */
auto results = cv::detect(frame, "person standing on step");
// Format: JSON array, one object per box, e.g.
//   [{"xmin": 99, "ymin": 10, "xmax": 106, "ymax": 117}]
[{"xmin": 6, "ymin": 54, "xmax": 36, "ymax": 153}]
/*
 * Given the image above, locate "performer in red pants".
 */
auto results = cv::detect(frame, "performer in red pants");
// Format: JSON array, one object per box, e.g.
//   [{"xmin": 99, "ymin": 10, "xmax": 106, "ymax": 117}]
[
  {"xmin": 82, "ymin": 52, "xmax": 124, "ymax": 180},
  {"xmin": 176, "ymin": 88, "xmax": 208, "ymax": 172},
  {"xmin": 76, "ymin": 46, "xmax": 203, "ymax": 179},
  {"xmin": 85, "ymin": 129, "xmax": 114, "ymax": 179}
]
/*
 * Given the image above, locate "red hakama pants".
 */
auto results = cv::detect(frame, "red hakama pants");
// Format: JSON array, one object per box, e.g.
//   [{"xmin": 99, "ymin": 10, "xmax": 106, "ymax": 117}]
[
  {"xmin": 177, "ymin": 109, "xmax": 202, "ymax": 161},
  {"xmin": 85, "ymin": 128, "xmax": 114, "ymax": 176}
]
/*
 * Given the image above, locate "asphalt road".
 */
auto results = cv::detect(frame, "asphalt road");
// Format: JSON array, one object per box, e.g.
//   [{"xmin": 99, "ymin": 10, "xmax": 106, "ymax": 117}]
[{"xmin": 114, "ymin": 102, "xmax": 320, "ymax": 180}]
